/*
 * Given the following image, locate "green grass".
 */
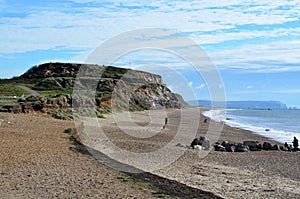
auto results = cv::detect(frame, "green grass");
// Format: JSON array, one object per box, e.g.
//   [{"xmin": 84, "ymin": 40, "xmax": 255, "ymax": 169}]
[
  {"xmin": 39, "ymin": 89, "xmax": 72, "ymax": 96},
  {"xmin": 0, "ymin": 84, "xmax": 29, "ymax": 96},
  {"xmin": 64, "ymin": 128, "xmax": 73, "ymax": 135},
  {"xmin": 48, "ymin": 109, "xmax": 74, "ymax": 120},
  {"xmin": 117, "ymin": 175, "xmax": 132, "ymax": 182},
  {"xmin": 152, "ymin": 192, "xmax": 169, "ymax": 198},
  {"xmin": 117, "ymin": 175, "xmax": 152, "ymax": 187}
]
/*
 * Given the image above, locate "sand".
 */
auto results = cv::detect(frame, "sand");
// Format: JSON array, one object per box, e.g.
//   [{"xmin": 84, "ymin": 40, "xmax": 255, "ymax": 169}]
[
  {"xmin": 0, "ymin": 107, "xmax": 299, "ymax": 198},
  {"xmin": 0, "ymin": 113, "xmax": 157, "ymax": 198}
]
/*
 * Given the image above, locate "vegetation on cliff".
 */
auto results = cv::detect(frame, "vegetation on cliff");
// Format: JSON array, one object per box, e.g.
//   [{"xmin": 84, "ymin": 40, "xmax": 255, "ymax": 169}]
[{"xmin": 0, "ymin": 62, "xmax": 186, "ymax": 118}]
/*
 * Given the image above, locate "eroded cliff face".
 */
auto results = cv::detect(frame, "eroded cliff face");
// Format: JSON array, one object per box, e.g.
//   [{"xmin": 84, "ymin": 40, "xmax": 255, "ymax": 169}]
[{"xmin": 1, "ymin": 63, "xmax": 187, "ymax": 114}]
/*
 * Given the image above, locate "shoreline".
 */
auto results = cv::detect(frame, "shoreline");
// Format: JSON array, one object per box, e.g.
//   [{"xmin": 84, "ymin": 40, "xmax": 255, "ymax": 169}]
[
  {"xmin": 198, "ymin": 107, "xmax": 282, "ymax": 145},
  {"xmin": 154, "ymin": 107, "xmax": 300, "ymax": 198},
  {"xmin": 201, "ymin": 108, "xmax": 298, "ymax": 145}
]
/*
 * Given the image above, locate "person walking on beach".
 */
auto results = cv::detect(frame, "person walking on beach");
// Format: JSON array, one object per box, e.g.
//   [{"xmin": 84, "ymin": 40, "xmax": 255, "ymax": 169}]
[
  {"xmin": 162, "ymin": 117, "xmax": 168, "ymax": 130},
  {"xmin": 292, "ymin": 136, "xmax": 299, "ymax": 149}
]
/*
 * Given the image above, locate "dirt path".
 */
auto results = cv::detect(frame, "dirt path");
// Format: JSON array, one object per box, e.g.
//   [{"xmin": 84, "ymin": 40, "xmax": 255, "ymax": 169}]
[{"xmin": 18, "ymin": 85, "xmax": 40, "ymax": 96}]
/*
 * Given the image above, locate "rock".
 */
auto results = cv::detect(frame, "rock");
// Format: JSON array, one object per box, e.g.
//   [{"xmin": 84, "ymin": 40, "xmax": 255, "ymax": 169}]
[
  {"xmin": 214, "ymin": 144, "xmax": 226, "ymax": 152},
  {"xmin": 291, "ymin": 148, "xmax": 300, "ymax": 152},
  {"xmin": 0, "ymin": 106, "xmax": 13, "ymax": 112},
  {"xmin": 199, "ymin": 137, "xmax": 210, "ymax": 150},
  {"xmin": 191, "ymin": 137, "xmax": 210, "ymax": 150},
  {"xmin": 0, "ymin": 105, "xmax": 22, "ymax": 113},
  {"xmin": 21, "ymin": 104, "xmax": 34, "ymax": 113},
  {"xmin": 263, "ymin": 142, "xmax": 272, "ymax": 150},
  {"xmin": 257, "ymin": 143, "xmax": 263, "ymax": 150},
  {"xmin": 225, "ymin": 144, "xmax": 236, "ymax": 152},
  {"xmin": 243, "ymin": 141, "xmax": 258, "ymax": 149},
  {"xmin": 235, "ymin": 144, "xmax": 250, "ymax": 152},
  {"xmin": 221, "ymin": 141, "xmax": 229, "ymax": 147},
  {"xmin": 250, "ymin": 147, "xmax": 262, "ymax": 151},
  {"xmin": 191, "ymin": 138, "xmax": 200, "ymax": 148},
  {"xmin": 194, "ymin": 145, "xmax": 202, "ymax": 151},
  {"xmin": 279, "ymin": 146, "xmax": 289, "ymax": 151},
  {"xmin": 243, "ymin": 141, "xmax": 261, "ymax": 151},
  {"xmin": 271, "ymin": 144, "xmax": 280, "ymax": 151}
]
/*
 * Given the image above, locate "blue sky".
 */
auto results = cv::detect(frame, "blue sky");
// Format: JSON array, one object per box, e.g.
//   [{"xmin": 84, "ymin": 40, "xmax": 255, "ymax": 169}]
[{"xmin": 0, "ymin": 0, "xmax": 300, "ymax": 107}]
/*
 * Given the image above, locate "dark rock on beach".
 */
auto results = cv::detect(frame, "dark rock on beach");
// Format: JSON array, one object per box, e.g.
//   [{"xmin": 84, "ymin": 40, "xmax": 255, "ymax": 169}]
[
  {"xmin": 191, "ymin": 137, "xmax": 210, "ymax": 150},
  {"xmin": 214, "ymin": 144, "xmax": 226, "ymax": 152},
  {"xmin": 235, "ymin": 144, "xmax": 250, "ymax": 152},
  {"xmin": 271, "ymin": 144, "xmax": 280, "ymax": 151},
  {"xmin": 263, "ymin": 142, "xmax": 272, "ymax": 150}
]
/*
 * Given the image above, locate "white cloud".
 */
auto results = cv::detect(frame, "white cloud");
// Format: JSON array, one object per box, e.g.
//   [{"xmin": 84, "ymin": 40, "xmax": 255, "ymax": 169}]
[
  {"xmin": 0, "ymin": 0, "xmax": 299, "ymax": 55},
  {"xmin": 191, "ymin": 27, "xmax": 300, "ymax": 45},
  {"xmin": 0, "ymin": 0, "xmax": 299, "ymax": 77},
  {"xmin": 188, "ymin": 81, "xmax": 193, "ymax": 87},
  {"xmin": 273, "ymin": 89, "xmax": 300, "ymax": 94},
  {"xmin": 209, "ymin": 40, "xmax": 300, "ymax": 73},
  {"xmin": 196, "ymin": 83, "xmax": 205, "ymax": 89},
  {"xmin": 234, "ymin": 89, "xmax": 300, "ymax": 94}
]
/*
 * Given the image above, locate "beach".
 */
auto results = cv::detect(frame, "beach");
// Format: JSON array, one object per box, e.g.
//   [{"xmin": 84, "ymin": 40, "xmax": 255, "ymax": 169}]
[
  {"xmin": 0, "ymin": 113, "xmax": 156, "ymax": 198},
  {"xmin": 0, "ymin": 108, "xmax": 299, "ymax": 198}
]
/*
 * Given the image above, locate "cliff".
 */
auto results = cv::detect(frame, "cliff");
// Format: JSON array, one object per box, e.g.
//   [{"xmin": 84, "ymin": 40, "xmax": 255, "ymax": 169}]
[{"xmin": 1, "ymin": 62, "xmax": 187, "ymax": 115}]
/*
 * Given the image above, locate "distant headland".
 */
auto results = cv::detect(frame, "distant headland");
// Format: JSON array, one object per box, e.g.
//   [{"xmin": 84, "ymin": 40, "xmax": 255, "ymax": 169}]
[{"xmin": 189, "ymin": 100, "xmax": 288, "ymax": 109}]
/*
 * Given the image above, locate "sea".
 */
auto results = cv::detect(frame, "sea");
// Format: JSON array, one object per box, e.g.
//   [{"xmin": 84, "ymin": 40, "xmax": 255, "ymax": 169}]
[{"xmin": 203, "ymin": 109, "xmax": 300, "ymax": 144}]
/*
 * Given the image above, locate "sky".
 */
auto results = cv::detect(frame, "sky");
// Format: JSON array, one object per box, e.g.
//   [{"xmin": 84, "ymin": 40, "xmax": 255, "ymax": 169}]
[{"xmin": 0, "ymin": 0, "xmax": 300, "ymax": 107}]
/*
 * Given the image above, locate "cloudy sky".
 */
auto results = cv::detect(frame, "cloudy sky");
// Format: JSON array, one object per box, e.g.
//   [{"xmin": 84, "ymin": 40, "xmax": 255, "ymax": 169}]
[{"xmin": 0, "ymin": 0, "xmax": 300, "ymax": 107}]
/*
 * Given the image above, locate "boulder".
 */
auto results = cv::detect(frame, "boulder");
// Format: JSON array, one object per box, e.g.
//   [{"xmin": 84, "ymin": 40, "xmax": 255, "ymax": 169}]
[
  {"xmin": 191, "ymin": 137, "xmax": 210, "ymax": 150},
  {"xmin": 21, "ymin": 104, "xmax": 34, "ymax": 113},
  {"xmin": 32, "ymin": 103, "xmax": 44, "ymax": 111},
  {"xmin": 291, "ymin": 148, "xmax": 300, "ymax": 152},
  {"xmin": 279, "ymin": 146, "xmax": 289, "ymax": 151},
  {"xmin": 0, "ymin": 106, "xmax": 13, "ymax": 112},
  {"xmin": 243, "ymin": 141, "xmax": 258, "ymax": 149},
  {"xmin": 235, "ymin": 144, "xmax": 250, "ymax": 152},
  {"xmin": 194, "ymin": 145, "xmax": 202, "ymax": 151},
  {"xmin": 191, "ymin": 138, "xmax": 200, "ymax": 148},
  {"xmin": 250, "ymin": 147, "xmax": 262, "ymax": 151},
  {"xmin": 271, "ymin": 144, "xmax": 280, "ymax": 151},
  {"xmin": 221, "ymin": 141, "xmax": 229, "ymax": 147},
  {"xmin": 225, "ymin": 144, "xmax": 236, "ymax": 152},
  {"xmin": 263, "ymin": 142, "xmax": 272, "ymax": 150},
  {"xmin": 6, "ymin": 105, "xmax": 22, "ymax": 113},
  {"xmin": 199, "ymin": 137, "xmax": 210, "ymax": 150},
  {"xmin": 214, "ymin": 144, "xmax": 226, "ymax": 152},
  {"xmin": 257, "ymin": 143, "xmax": 263, "ymax": 150}
]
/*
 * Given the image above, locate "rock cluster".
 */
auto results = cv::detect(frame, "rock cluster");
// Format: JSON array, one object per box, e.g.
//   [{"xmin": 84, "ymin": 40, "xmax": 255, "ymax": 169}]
[
  {"xmin": 214, "ymin": 140, "xmax": 299, "ymax": 152},
  {"xmin": 190, "ymin": 138, "xmax": 300, "ymax": 152}
]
